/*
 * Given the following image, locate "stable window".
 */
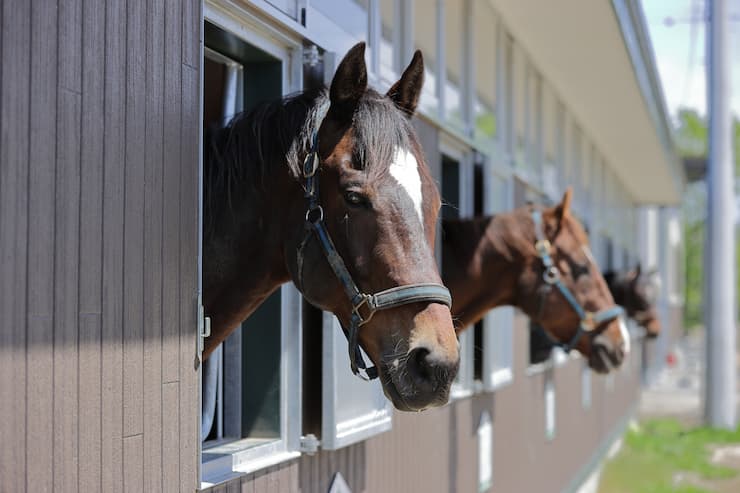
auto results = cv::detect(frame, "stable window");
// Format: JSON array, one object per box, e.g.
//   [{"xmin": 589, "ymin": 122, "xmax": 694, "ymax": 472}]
[
  {"xmin": 413, "ymin": 0, "xmax": 440, "ymax": 115},
  {"xmin": 569, "ymin": 125, "xmax": 583, "ymax": 214},
  {"xmin": 199, "ymin": 17, "xmax": 303, "ymax": 483},
  {"xmin": 263, "ymin": 0, "xmax": 302, "ymax": 22},
  {"xmin": 317, "ymin": 312, "xmax": 393, "ymax": 449},
  {"xmin": 311, "ymin": 0, "xmax": 370, "ymax": 55},
  {"xmin": 554, "ymin": 101, "xmax": 567, "ymax": 195},
  {"xmin": 379, "ymin": 0, "xmax": 400, "ymax": 81},
  {"xmin": 512, "ymin": 45, "xmax": 527, "ymax": 168},
  {"xmin": 444, "ymin": 0, "xmax": 465, "ymax": 131},
  {"xmin": 526, "ymin": 68, "xmax": 543, "ymax": 187},
  {"xmin": 440, "ymin": 140, "xmax": 475, "ymax": 397},
  {"xmin": 544, "ymin": 372, "xmax": 556, "ymax": 440},
  {"xmin": 473, "ymin": 1, "xmax": 498, "ymax": 142},
  {"xmin": 581, "ymin": 362, "xmax": 592, "ymax": 410},
  {"xmin": 541, "ymin": 84, "xmax": 558, "ymax": 200},
  {"xmin": 502, "ymin": 33, "xmax": 515, "ymax": 163},
  {"xmin": 478, "ymin": 160, "xmax": 515, "ymax": 390}
]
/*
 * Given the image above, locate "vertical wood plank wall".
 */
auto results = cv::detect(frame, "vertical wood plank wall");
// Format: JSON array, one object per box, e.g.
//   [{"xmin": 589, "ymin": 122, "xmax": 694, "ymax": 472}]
[{"xmin": 0, "ymin": 1, "xmax": 202, "ymax": 491}]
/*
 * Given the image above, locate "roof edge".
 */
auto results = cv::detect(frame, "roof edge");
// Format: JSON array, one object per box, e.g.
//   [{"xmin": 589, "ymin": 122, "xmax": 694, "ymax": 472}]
[{"xmin": 611, "ymin": 0, "xmax": 686, "ymax": 203}]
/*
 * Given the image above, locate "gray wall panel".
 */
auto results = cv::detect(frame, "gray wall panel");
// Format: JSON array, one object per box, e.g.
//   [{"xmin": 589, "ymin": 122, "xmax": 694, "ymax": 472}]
[{"xmin": 0, "ymin": 0, "xmax": 201, "ymax": 490}]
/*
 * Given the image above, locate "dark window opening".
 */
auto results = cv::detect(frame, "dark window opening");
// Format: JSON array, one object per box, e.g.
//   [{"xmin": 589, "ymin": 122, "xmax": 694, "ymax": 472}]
[{"xmin": 201, "ymin": 22, "xmax": 284, "ymax": 447}]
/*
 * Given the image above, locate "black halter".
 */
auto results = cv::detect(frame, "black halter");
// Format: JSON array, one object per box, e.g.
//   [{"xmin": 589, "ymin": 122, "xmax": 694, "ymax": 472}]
[
  {"xmin": 298, "ymin": 105, "xmax": 453, "ymax": 380},
  {"xmin": 531, "ymin": 209, "xmax": 624, "ymax": 353}
]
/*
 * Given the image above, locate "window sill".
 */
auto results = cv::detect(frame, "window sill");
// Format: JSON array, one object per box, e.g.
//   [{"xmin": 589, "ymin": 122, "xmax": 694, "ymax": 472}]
[
  {"xmin": 201, "ymin": 438, "xmax": 300, "ymax": 486},
  {"xmin": 484, "ymin": 367, "xmax": 514, "ymax": 392}
]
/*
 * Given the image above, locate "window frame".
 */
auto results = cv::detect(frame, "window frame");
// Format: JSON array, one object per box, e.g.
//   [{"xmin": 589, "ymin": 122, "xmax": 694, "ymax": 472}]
[
  {"xmin": 440, "ymin": 135, "xmax": 477, "ymax": 399},
  {"xmin": 200, "ymin": 5, "xmax": 305, "ymax": 485},
  {"xmin": 480, "ymin": 157, "xmax": 515, "ymax": 391},
  {"xmin": 319, "ymin": 313, "xmax": 393, "ymax": 450}
]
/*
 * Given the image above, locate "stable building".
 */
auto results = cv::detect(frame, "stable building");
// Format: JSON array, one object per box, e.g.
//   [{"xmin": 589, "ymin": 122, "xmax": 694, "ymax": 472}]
[{"xmin": 0, "ymin": 1, "xmax": 684, "ymax": 492}]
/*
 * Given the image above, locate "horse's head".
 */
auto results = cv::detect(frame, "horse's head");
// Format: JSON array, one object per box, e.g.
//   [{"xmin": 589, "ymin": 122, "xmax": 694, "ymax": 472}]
[
  {"xmin": 517, "ymin": 189, "xmax": 629, "ymax": 373},
  {"xmin": 288, "ymin": 43, "xmax": 459, "ymax": 411},
  {"xmin": 617, "ymin": 264, "xmax": 662, "ymax": 338}
]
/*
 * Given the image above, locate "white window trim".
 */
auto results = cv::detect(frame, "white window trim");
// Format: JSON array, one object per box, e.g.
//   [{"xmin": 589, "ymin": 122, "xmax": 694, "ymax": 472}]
[
  {"xmin": 581, "ymin": 362, "xmax": 592, "ymax": 410},
  {"xmin": 320, "ymin": 313, "xmax": 393, "ymax": 450},
  {"xmin": 544, "ymin": 372, "xmax": 556, "ymax": 440},
  {"xmin": 481, "ymin": 158, "xmax": 515, "ymax": 392},
  {"xmin": 201, "ymin": 6, "xmax": 304, "ymax": 485},
  {"xmin": 440, "ymin": 136, "xmax": 477, "ymax": 399}
]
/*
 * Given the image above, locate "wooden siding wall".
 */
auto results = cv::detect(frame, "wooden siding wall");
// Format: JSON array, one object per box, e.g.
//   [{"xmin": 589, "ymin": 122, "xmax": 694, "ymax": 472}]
[{"xmin": 0, "ymin": 1, "xmax": 202, "ymax": 491}]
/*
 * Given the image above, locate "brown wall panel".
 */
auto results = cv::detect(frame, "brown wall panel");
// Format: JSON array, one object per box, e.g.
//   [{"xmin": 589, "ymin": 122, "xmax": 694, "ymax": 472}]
[
  {"xmin": 0, "ymin": 0, "xmax": 201, "ymax": 490},
  {"xmin": 0, "ymin": 1, "xmax": 31, "ymax": 491}
]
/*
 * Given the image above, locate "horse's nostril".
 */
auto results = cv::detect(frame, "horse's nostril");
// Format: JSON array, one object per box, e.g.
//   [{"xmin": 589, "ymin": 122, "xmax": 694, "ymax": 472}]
[{"xmin": 408, "ymin": 347, "xmax": 433, "ymax": 384}]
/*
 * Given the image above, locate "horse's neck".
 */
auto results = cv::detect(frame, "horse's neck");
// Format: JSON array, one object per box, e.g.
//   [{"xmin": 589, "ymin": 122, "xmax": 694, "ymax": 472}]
[
  {"xmin": 444, "ymin": 214, "xmax": 527, "ymax": 328},
  {"xmin": 203, "ymin": 141, "xmax": 303, "ymax": 357}
]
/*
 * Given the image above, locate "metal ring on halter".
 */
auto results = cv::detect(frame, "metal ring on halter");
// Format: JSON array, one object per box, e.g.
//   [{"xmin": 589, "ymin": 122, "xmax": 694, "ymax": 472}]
[
  {"xmin": 543, "ymin": 266, "xmax": 560, "ymax": 284},
  {"xmin": 305, "ymin": 205, "xmax": 324, "ymax": 223}
]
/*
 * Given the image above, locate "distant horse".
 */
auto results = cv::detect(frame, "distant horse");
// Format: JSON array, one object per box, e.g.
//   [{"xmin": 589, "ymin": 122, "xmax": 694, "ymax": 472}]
[
  {"xmin": 604, "ymin": 264, "xmax": 661, "ymax": 338},
  {"xmin": 443, "ymin": 190, "xmax": 629, "ymax": 373},
  {"xmin": 203, "ymin": 43, "xmax": 459, "ymax": 411}
]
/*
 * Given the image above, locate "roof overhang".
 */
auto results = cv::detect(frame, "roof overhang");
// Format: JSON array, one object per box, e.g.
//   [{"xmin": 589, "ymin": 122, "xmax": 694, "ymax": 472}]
[{"xmin": 491, "ymin": 0, "xmax": 685, "ymax": 205}]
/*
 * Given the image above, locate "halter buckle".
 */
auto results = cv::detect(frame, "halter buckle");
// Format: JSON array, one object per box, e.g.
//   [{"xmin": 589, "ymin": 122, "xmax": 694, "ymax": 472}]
[
  {"xmin": 303, "ymin": 151, "xmax": 319, "ymax": 178},
  {"xmin": 535, "ymin": 239, "xmax": 551, "ymax": 257},
  {"xmin": 352, "ymin": 295, "xmax": 375, "ymax": 326},
  {"xmin": 581, "ymin": 311, "xmax": 597, "ymax": 332}
]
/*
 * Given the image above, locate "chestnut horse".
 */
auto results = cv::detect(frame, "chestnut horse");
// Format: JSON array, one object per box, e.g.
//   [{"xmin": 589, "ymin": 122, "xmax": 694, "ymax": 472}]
[
  {"xmin": 604, "ymin": 264, "xmax": 661, "ymax": 337},
  {"xmin": 443, "ymin": 190, "xmax": 629, "ymax": 373},
  {"xmin": 203, "ymin": 43, "xmax": 459, "ymax": 411}
]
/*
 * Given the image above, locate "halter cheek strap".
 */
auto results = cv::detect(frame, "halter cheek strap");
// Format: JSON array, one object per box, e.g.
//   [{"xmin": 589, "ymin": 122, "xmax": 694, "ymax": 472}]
[
  {"xmin": 298, "ymin": 104, "xmax": 453, "ymax": 380},
  {"xmin": 531, "ymin": 210, "xmax": 624, "ymax": 353}
]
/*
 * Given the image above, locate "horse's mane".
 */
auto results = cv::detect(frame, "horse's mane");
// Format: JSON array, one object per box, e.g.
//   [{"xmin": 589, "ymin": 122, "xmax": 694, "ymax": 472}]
[{"xmin": 204, "ymin": 87, "xmax": 413, "ymax": 233}]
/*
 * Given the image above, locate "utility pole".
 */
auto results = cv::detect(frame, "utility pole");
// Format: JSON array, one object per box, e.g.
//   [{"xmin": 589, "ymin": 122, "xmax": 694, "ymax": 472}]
[{"xmin": 704, "ymin": 0, "xmax": 736, "ymax": 429}]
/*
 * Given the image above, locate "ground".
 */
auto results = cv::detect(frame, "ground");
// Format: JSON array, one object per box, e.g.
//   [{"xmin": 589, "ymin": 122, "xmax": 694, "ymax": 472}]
[{"xmin": 598, "ymin": 331, "xmax": 740, "ymax": 493}]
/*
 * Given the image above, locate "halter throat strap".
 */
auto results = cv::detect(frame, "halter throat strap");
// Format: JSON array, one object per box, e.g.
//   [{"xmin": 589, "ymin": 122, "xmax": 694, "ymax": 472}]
[
  {"xmin": 299, "ymin": 103, "xmax": 453, "ymax": 380},
  {"xmin": 531, "ymin": 210, "xmax": 624, "ymax": 353}
]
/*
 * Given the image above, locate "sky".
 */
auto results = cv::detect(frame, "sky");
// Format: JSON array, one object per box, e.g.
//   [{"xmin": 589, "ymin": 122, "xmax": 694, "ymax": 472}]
[{"xmin": 641, "ymin": 0, "xmax": 740, "ymax": 120}]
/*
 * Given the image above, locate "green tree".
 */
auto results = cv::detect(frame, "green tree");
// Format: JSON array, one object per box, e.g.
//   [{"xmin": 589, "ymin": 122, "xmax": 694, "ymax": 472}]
[{"xmin": 676, "ymin": 108, "xmax": 740, "ymax": 329}]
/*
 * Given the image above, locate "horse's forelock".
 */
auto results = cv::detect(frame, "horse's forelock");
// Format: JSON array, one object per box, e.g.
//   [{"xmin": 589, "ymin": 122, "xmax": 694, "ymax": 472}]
[{"xmin": 352, "ymin": 90, "xmax": 414, "ymax": 179}]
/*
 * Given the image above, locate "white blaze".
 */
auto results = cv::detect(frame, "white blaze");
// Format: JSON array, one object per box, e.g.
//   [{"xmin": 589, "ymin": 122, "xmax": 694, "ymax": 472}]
[{"xmin": 389, "ymin": 147, "xmax": 423, "ymax": 225}]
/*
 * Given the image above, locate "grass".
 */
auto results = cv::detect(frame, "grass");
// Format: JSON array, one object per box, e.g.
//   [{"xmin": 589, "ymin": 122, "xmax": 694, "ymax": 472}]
[{"xmin": 599, "ymin": 419, "xmax": 740, "ymax": 493}]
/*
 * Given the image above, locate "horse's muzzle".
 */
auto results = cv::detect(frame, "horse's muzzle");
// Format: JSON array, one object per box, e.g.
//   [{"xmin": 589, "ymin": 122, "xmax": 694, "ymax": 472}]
[
  {"xmin": 589, "ymin": 332, "xmax": 625, "ymax": 374},
  {"xmin": 383, "ymin": 346, "xmax": 459, "ymax": 411}
]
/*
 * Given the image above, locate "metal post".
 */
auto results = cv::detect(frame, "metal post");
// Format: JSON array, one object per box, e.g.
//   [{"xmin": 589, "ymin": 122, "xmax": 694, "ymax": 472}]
[{"xmin": 704, "ymin": 0, "xmax": 736, "ymax": 429}]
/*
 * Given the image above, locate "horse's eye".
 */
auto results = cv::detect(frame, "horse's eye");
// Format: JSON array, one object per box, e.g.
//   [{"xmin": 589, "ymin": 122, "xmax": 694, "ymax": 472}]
[{"xmin": 343, "ymin": 191, "xmax": 368, "ymax": 207}]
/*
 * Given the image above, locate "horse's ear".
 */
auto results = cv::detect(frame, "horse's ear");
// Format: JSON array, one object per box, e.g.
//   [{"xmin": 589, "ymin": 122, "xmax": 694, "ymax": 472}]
[
  {"xmin": 330, "ymin": 42, "xmax": 368, "ymax": 116},
  {"xmin": 626, "ymin": 264, "xmax": 641, "ymax": 284},
  {"xmin": 386, "ymin": 50, "xmax": 425, "ymax": 117},
  {"xmin": 554, "ymin": 187, "xmax": 573, "ymax": 222},
  {"xmin": 634, "ymin": 263, "xmax": 642, "ymax": 278}
]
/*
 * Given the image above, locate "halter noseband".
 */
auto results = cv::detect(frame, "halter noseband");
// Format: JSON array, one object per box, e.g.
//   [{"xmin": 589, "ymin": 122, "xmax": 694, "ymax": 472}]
[
  {"xmin": 531, "ymin": 209, "xmax": 624, "ymax": 353},
  {"xmin": 299, "ymin": 104, "xmax": 453, "ymax": 380}
]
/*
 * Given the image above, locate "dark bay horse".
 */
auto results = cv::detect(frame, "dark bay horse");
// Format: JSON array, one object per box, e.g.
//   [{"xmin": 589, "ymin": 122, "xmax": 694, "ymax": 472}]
[
  {"xmin": 604, "ymin": 264, "xmax": 661, "ymax": 338},
  {"xmin": 443, "ymin": 190, "xmax": 629, "ymax": 373},
  {"xmin": 203, "ymin": 43, "xmax": 459, "ymax": 412}
]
